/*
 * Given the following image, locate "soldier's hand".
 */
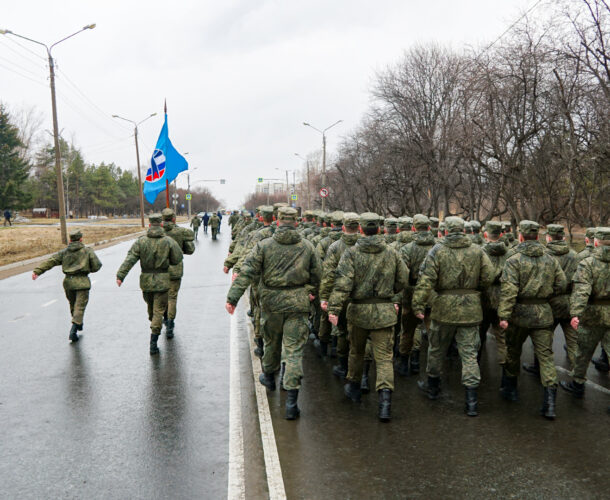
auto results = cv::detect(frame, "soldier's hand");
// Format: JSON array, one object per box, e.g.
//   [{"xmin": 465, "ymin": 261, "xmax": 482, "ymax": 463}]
[
  {"xmin": 394, "ymin": 303, "xmax": 400, "ymax": 314},
  {"xmin": 570, "ymin": 317, "xmax": 579, "ymax": 330},
  {"xmin": 328, "ymin": 314, "xmax": 339, "ymax": 326},
  {"xmin": 223, "ymin": 266, "xmax": 229, "ymax": 274},
  {"xmin": 309, "ymin": 293, "xmax": 315, "ymax": 302},
  {"xmin": 226, "ymin": 303, "xmax": 236, "ymax": 315},
  {"xmin": 232, "ymin": 273, "xmax": 238, "ymax": 282},
  {"xmin": 415, "ymin": 313, "xmax": 424, "ymax": 320},
  {"xmin": 321, "ymin": 301, "xmax": 328, "ymax": 311},
  {"xmin": 499, "ymin": 320, "xmax": 508, "ymax": 330},
  {"xmin": 31, "ymin": 272, "xmax": 38, "ymax": 281},
  {"xmin": 116, "ymin": 279, "xmax": 122, "ymax": 287}
]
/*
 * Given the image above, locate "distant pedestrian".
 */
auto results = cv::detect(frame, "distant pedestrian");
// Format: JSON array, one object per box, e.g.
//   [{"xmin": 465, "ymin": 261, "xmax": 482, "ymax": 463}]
[
  {"xmin": 210, "ymin": 213, "xmax": 220, "ymax": 240},
  {"xmin": 202, "ymin": 212, "xmax": 210, "ymax": 234},
  {"xmin": 32, "ymin": 229, "xmax": 102, "ymax": 342},
  {"xmin": 190, "ymin": 214, "xmax": 201, "ymax": 240},
  {"xmin": 217, "ymin": 211, "xmax": 223, "ymax": 233},
  {"xmin": 3, "ymin": 209, "xmax": 11, "ymax": 226}
]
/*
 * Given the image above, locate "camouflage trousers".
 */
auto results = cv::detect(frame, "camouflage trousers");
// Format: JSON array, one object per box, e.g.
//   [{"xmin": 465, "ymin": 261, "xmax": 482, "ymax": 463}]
[
  {"xmin": 211, "ymin": 227, "xmax": 218, "ymax": 240},
  {"xmin": 427, "ymin": 321, "xmax": 480, "ymax": 387},
  {"xmin": 399, "ymin": 309, "xmax": 430, "ymax": 356},
  {"xmin": 250, "ymin": 287, "xmax": 262, "ymax": 340},
  {"xmin": 193, "ymin": 227, "xmax": 199, "ymax": 240},
  {"xmin": 319, "ymin": 310, "xmax": 332, "ymax": 343},
  {"xmin": 261, "ymin": 311, "xmax": 309, "ymax": 390},
  {"xmin": 555, "ymin": 318, "xmax": 578, "ymax": 370},
  {"xmin": 332, "ymin": 304, "xmax": 349, "ymax": 358},
  {"xmin": 348, "ymin": 325, "xmax": 394, "ymax": 391},
  {"xmin": 143, "ymin": 291, "xmax": 169, "ymax": 334},
  {"xmin": 167, "ymin": 279, "xmax": 181, "ymax": 320},
  {"xmin": 65, "ymin": 289, "xmax": 89, "ymax": 326},
  {"xmin": 505, "ymin": 325, "xmax": 558, "ymax": 387},
  {"xmin": 480, "ymin": 307, "xmax": 507, "ymax": 365},
  {"xmin": 572, "ymin": 324, "xmax": 610, "ymax": 384}
]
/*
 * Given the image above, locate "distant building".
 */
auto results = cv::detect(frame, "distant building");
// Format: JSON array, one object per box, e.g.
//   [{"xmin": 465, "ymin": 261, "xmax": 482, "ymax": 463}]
[{"xmin": 255, "ymin": 182, "xmax": 285, "ymax": 195}]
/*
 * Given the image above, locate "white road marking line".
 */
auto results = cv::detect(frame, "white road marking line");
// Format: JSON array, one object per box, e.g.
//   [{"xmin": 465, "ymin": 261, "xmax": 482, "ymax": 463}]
[
  {"xmin": 42, "ymin": 299, "xmax": 57, "ymax": 308},
  {"xmin": 8, "ymin": 312, "xmax": 30, "ymax": 323},
  {"xmin": 228, "ymin": 312, "xmax": 246, "ymax": 500},
  {"xmin": 244, "ymin": 298, "xmax": 287, "ymax": 500}
]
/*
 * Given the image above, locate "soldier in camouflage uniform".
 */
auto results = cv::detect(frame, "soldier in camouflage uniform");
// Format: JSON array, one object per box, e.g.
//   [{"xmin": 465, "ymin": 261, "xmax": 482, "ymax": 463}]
[
  {"xmin": 300, "ymin": 210, "xmax": 316, "ymax": 237},
  {"xmin": 226, "ymin": 207, "xmax": 321, "ymax": 420},
  {"xmin": 413, "ymin": 216, "xmax": 494, "ymax": 416},
  {"xmin": 116, "ymin": 214, "xmax": 183, "ymax": 355},
  {"xmin": 314, "ymin": 211, "xmax": 344, "ymax": 357},
  {"xmin": 329, "ymin": 212, "xmax": 409, "ymax": 422},
  {"xmin": 464, "ymin": 221, "xmax": 473, "ymax": 237},
  {"xmin": 384, "ymin": 218, "xmax": 399, "ymax": 244},
  {"xmin": 437, "ymin": 221, "xmax": 445, "ymax": 240},
  {"xmin": 429, "ymin": 217, "xmax": 440, "ymax": 240},
  {"xmin": 470, "ymin": 221, "xmax": 484, "ymax": 245},
  {"xmin": 228, "ymin": 210, "xmax": 239, "ymax": 230},
  {"xmin": 190, "ymin": 214, "xmax": 201, "ymax": 240},
  {"xmin": 32, "ymin": 229, "xmax": 102, "ymax": 342},
  {"xmin": 227, "ymin": 211, "xmax": 253, "ymax": 256},
  {"xmin": 498, "ymin": 221, "xmax": 567, "ymax": 419},
  {"xmin": 389, "ymin": 216, "xmax": 414, "ymax": 253},
  {"xmin": 396, "ymin": 214, "xmax": 436, "ymax": 376},
  {"xmin": 210, "ymin": 212, "xmax": 220, "ymax": 240},
  {"xmin": 162, "ymin": 208, "xmax": 196, "ymax": 338},
  {"xmin": 501, "ymin": 221, "xmax": 517, "ymax": 248},
  {"xmin": 560, "ymin": 227, "xmax": 610, "ymax": 410},
  {"xmin": 479, "ymin": 221, "xmax": 508, "ymax": 371}
]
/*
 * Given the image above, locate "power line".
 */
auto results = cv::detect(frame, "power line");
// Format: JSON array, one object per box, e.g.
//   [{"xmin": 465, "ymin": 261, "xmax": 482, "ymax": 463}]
[
  {"xmin": 0, "ymin": 38, "xmax": 46, "ymax": 69},
  {"xmin": 5, "ymin": 35, "xmax": 47, "ymax": 61},
  {"xmin": 0, "ymin": 60, "xmax": 47, "ymax": 88},
  {"xmin": 0, "ymin": 53, "xmax": 43, "ymax": 80}
]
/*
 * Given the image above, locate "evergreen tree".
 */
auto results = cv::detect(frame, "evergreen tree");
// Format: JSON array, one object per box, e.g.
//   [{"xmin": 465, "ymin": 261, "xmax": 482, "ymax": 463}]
[{"xmin": 0, "ymin": 105, "xmax": 32, "ymax": 209}]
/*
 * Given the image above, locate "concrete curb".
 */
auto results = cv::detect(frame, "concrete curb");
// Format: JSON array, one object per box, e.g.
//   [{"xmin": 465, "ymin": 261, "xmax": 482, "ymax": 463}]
[{"xmin": 0, "ymin": 230, "xmax": 145, "ymax": 274}]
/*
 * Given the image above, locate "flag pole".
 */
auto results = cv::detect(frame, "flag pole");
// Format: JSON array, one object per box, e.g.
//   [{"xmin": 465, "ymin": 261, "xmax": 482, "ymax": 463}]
[{"xmin": 164, "ymin": 99, "xmax": 170, "ymax": 208}]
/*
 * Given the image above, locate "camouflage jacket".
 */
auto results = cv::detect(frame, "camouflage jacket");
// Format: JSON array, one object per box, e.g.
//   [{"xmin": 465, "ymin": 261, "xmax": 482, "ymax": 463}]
[
  {"xmin": 163, "ymin": 222, "xmax": 195, "ymax": 280},
  {"xmin": 412, "ymin": 233, "xmax": 494, "ymax": 326},
  {"xmin": 301, "ymin": 223, "xmax": 316, "ymax": 239},
  {"xmin": 329, "ymin": 235, "xmax": 409, "ymax": 329},
  {"xmin": 576, "ymin": 245, "xmax": 595, "ymax": 262},
  {"xmin": 319, "ymin": 233, "xmax": 360, "ymax": 301},
  {"xmin": 384, "ymin": 233, "xmax": 398, "ymax": 244},
  {"xmin": 225, "ymin": 221, "xmax": 259, "ymax": 268},
  {"xmin": 481, "ymin": 240, "xmax": 508, "ymax": 310},
  {"xmin": 389, "ymin": 231, "xmax": 414, "ymax": 253},
  {"xmin": 311, "ymin": 227, "xmax": 331, "ymax": 247},
  {"xmin": 34, "ymin": 242, "xmax": 102, "ymax": 291},
  {"xmin": 470, "ymin": 234, "xmax": 484, "ymax": 246},
  {"xmin": 116, "ymin": 226, "xmax": 183, "ymax": 292},
  {"xmin": 570, "ymin": 246, "xmax": 610, "ymax": 326},
  {"xmin": 210, "ymin": 215, "xmax": 220, "ymax": 229},
  {"xmin": 316, "ymin": 228, "xmax": 343, "ymax": 261},
  {"xmin": 234, "ymin": 224, "xmax": 276, "ymax": 275},
  {"xmin": 497, "ymin": 241, "xmax": 567, "ymax": 328},
  {"xmin": 399, "ymin": 231, "xmax": 436, "ymax": 308},
  {"xmin": 306, "ymin": 226, "xmax": 321, "ymax": 242},
  {"xmin": 231, "ymin": 218, "xmax": 245, "ymax": 240},
  {"xmin": 228, "ymin": 214, "xmax": 239, "ymax": 228},
  {"xmin": 227, "ymin": 226, "xmax": 321, "ymax": 313},
  {"xmin": 545, "ymin": 240, "xmax": 578, "ymax": 319},
  {"xmin": 190, "ymin": 216, "xmax": 201, "ymax": 228}
]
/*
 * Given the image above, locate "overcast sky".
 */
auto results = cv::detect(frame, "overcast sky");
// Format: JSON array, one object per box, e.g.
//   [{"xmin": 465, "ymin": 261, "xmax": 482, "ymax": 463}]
[{"xmin": 1, "ymin": 0, "xmax": 536, "ymax": 208}]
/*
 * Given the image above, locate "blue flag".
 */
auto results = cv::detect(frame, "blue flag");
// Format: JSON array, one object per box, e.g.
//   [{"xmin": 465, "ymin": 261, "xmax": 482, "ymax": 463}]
[{"xmin": 143, "ymin": 113, "xmax": 188, "ymax": 204}]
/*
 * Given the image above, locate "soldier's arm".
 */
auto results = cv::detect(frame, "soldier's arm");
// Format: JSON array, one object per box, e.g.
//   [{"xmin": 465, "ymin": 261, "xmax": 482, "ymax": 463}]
[
  {"xmin": 33, "ymin": 250, "xmax": 64, "ymax": 276},
  {"xmin": 478, "ymin": 251, "xmax": 494, "ymax": 289},
  {"xmin": 569, "ymin": 260, "xmax": 592, "ymax": 318},
  {"xmin": 116, "ymin": 240, "xmax": 141, "ymax": 281},
  {"xmin": 497, "ymin": 259, "xmax": 519, "ymax": 320},
  {"xmin": 552, "ymin": 260, "xmax": 568, "ymax": 296},
  {"xmin": 88, "ymin": 249, "xmax": 103, "ymax": 273},
  {"xmin": 308, "ymin": 248, "xmax": 322, "ymax": 294},
  {"xmin": 319, "ymin": 249, "xmax": 340, "ymax": 300},
  {"xmin": 394, "ymin": 253, "xmax": 410, "ymax": 295},
  {"xmin": 329, "ymin": 252, "xmax": 354, "ymax": 315},
  {"xmin": 182, "ymin": 229, "xmax": 195, "ymax": 255},
  {"xmin": 412, "ymin": 252, "xmax": 438, "ymax": 316},
  {"xmin": 315, "ymin": 242, "xmax": 325, "ymax": 262},
  {"xmin": 227, "ymin": 244, "xmax": 264, "ymax": 306},
  {"xmin": 169, "ymin": 238, "xmax": 184, "ymax": 266}
]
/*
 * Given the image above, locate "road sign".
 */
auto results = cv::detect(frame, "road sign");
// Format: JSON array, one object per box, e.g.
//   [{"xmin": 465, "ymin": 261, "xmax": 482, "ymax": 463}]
[
  {"xmin": 291, "ymin": 194, "xmax": 298, "ymax": 201},
  {"xmin": 319, "ymin": 188, "xmax": 329, "ymax": 198},
  {"xmin": 220, "ymin": 179, "xmax": 226, "ymax": 184},
  {"xmin": 290, "ymin": 187, "xmax": 295, "ymax": 194},
  {"xmin": 181, "ymin": 204, "xmax": 185, "ymax": 208},
  {"xmin": 291, "ymin": 203, "xmax": 296, "ymax": 208},
  {"xmin": 172, "ymin": 193, "xmax": 179, "ymax": 200},
  {"xmin": 185, "ymin": 193, "xmax": 192, "ymax": 200},
  {"xmin": 257, "ymin": 177, "xmax": 263, "ymax": 183}
]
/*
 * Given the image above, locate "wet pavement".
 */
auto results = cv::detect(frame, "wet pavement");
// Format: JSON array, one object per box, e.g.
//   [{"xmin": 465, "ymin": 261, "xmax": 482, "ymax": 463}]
[{"xmin": 1, "ymin": 226, "xmax": 609, "ymax": 499}]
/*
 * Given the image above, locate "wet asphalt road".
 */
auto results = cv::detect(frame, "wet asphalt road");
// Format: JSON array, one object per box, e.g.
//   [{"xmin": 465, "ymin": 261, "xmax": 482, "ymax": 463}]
[{"xmin": 1, "ymin": 226, "xmax": 609, "ymax": 499}]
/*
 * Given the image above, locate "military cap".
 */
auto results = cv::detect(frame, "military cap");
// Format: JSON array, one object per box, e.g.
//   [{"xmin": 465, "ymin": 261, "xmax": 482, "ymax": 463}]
[
  {"xmin": 149, "ymin": 213, "xmax": 163, "ymax": 224},
  {"xmin": 464, "ymin": 221, "xmax": 473, "ymax": 233},
  {"xmin": 445, "ymin": 216, "xmax": 465, "ymax": 233},
  {"xmin": 384, "ymin": 217, "xmax": 399, "ymax": 228},
  {"xmin": 343, "ymin": 212, "xmax": 360, "ymax": 228},
  {"xmin": 259, "ymin": 205, "xmax": 274, "ymax": 216},
  {"xmin": 303, "ymin": 210, "xmax": 314, "ymax": 218},
  {"xmin": 359, "ymin": 212, "xmax": 381, "ymax": 228},
  {"xmin": 278, "ymin": 206, "xmax": 298, "ymax": 221},
  {"xmin": 412, "ymin": 214, "xmax": 430, "ymax": 230},
  {"xmin": 439, "ymin": 221, "xmax": 446, "ymax": 231},
  {"xmin": 585, "ymin": 227, "xmax": 597, "ymax": 239},
  {"xmin": 330, "ymin": 211, "xmax": 345, "ymax": 224},
  {"xmin": 398, "ymin": 216, "xmax": 413, "ymax": 229},
  {"xmin": 161, "ymin": 208, "xmax": 175, "ymax": 221},
  {"xmin": 594, "ymin": 227, "xmax": 610, "ymax": 241},
  {"xmin": 546, "ymin": 224, "xmax": 565, "ymax": 236},
  {"xmin": 519, "ymin": 220, "xmax": 539, "ymax": 235},
  {"xmin": 501, "ymin": 221, "xmax": 513, "ymax": 232},
  {"xmin": 429, "ymin": 216, "xmax": 439, "ymax": 228},
  {"xmin": 242, "ymin": 210, "xmax": 252, "ymax": 217},
  {"xmin": 274, "ymin": 202, "xmax": 289, "ymax": 209},
  {"xmin": 485, "ymin": 220, "xmax": 503, "ymax": 236},
  {"xmin": 470, "ymin": 220, "xmax": 481, "ymax": 232},
  {"xmin": 69, "ymin": 229, "xmax": 83, "ymax": 241}
]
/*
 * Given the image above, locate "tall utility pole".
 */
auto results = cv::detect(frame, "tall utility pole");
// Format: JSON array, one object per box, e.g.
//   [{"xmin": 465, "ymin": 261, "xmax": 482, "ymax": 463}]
[
  {"xmin": 295, "ymin": 153, "xmax": 311, "ymax": 210},
  {"xmin": 2, "ymin": 24, "xmax": 96, "ymax": 243},
  {"xmin": 303, "ymin": 120, "xmax": 342, "ymax": 212},
  {"xmin": 112, "ymin": 112, "xmax": 157, "ymax": 228}
]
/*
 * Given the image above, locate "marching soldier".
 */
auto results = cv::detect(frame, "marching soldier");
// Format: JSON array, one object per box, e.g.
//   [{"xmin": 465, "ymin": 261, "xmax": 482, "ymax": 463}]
[
  {"xmin": 32, "ymin": 229, "xmax": 102, "ymax": 342},
  {"xmin": 116, "ymin": 213, "xmax": 183, "ymax": 355},
  {"xmin": 190, "ymin": 214, "xmax": 201, "ymax": 240},
  {"xmin": 384, "ymin": 217, "xmax": 399, "ymax": 244},
  {"xmin": 210, "ymin": 212, "xmax": 220, "ymax": 240},
  {"xmin": 470, "ymin": 221, "xmax": 484, "ymax": 245},
  {"xmin": 389, "ymin": 216, "xmax": 413, "ymax": 253}
]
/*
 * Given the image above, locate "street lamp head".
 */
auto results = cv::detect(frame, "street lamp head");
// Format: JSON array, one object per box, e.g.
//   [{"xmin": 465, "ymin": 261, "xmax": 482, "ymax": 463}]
[
  {"xmin": 150, "ymin": 113, "xmax": 157, "ymax": 117},
  {"xmin": 84, "ymin": 24, "xmax": 96, "ymax": 30},
  {"xmin": 303, "ymin": 122, "xmax": 310, "ymax": 126},
  {"xmin": 111, "ymin": 114, "xmax": 119, "ymax": 118},
  {"xmin": 0, "ymin": 29, "xmax": 11, "ymax": 35}
]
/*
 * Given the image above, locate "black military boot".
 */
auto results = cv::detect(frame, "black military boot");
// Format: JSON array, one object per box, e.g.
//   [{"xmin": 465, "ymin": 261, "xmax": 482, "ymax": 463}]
[
  {"xmin": 330, "ymin": 336, "xmax": 338, "ymax": 358},
  {"xmin": 344, "ymin": 381, "xmax": 362, "ymax": 402},
  {"xmin": 418, "ymin": 376, "xmax": 440, "ymax": 400},
  {"xmin": 149, "ymin": 334, "xmax": 160, "ymax": 355},
  {"xmin": 396, "ymin": 355, "xmax": 410, "ymax": 377},
  {"xmin": 254, "ymin": 337, "xmax": 264, "ymax": 358},
  {"xmin": 285, "ymin": 389, "xmax": 300, "ymax": 420},
  {"xmin": 560, "ymin": 380, "xmax": 585, "ymax": 398},
  {"xmin": 259, "ymin": 372, "xmax": 276, "ymax": 391},
  {"xmin": 501, "ymin": 375, "xmax": 518, "ymax": 401},
  {"xmin": 76, "ymin": 323, "xmax": 84, "ymax": 331},
  {"xmin": 541, "ymin": 386, "xmax": 557, "ymax": 420},
  {"xmin": 360, "ymin": 361, "xmax": 371, "ymax": 393},
  {"xmin": 500, "ymin": 366, "xmax": 507, "ymax": 391},
  {"xmin": 522, "ymin": 356, "xmax": 540, "ymax": 376},
  {"xmin": 314, "ymin": 339, "xmax": 329, "ymax": 358},
  {"xmin": 410, "ymin": 350, "xmax": 420, "ymax": 374},
  {"xmin": 166, "ymin": 319, "xmax": 175, "ymax": 339},
  {"xmin": 69, "ymin": 323, "xmax": 79, "ymax": 343},
  {"xmin": 279, "ymin": 363, "xmax": 286, "ymax": 391},
  {"xmin": 592, "ymin": 348, "xmax": 610, "ymax": 372},
  {"xmin": 465, "ymin": 386, "xmax": 478, "ymax": 417},
  {"xmin": 332, "ymin": 356, "xmax": 348, "ymax": 378},
  {"xmin": 378, "ymin": 389, "xmax": 392, "ymax": 422}
]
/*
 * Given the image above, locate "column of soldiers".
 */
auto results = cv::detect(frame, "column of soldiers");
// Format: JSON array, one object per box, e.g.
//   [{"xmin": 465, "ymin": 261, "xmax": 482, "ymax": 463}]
[{"xmin": 224, "ymin": 207, "xmax": 609, "ymax": 422}]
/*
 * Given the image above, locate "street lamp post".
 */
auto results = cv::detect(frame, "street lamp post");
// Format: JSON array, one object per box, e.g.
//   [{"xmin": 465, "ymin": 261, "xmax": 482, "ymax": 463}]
[
  {"xmin": 295, "ymin": 153, "xmax": 311, "ymax": 210},
  {"xmin": 2, "ymin": 24, "xmax": 96, "ymax": 244},
  {"xmin": 275, "ymin": 168, "xmax": 292, "ymax": 205},
  {"xmin": 303, "ymin": 120, "xmax": 342, "ymax": 212},
  {"xmin": 112, "ymin": 113, "xmax": 157, "ymax": 228}
]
